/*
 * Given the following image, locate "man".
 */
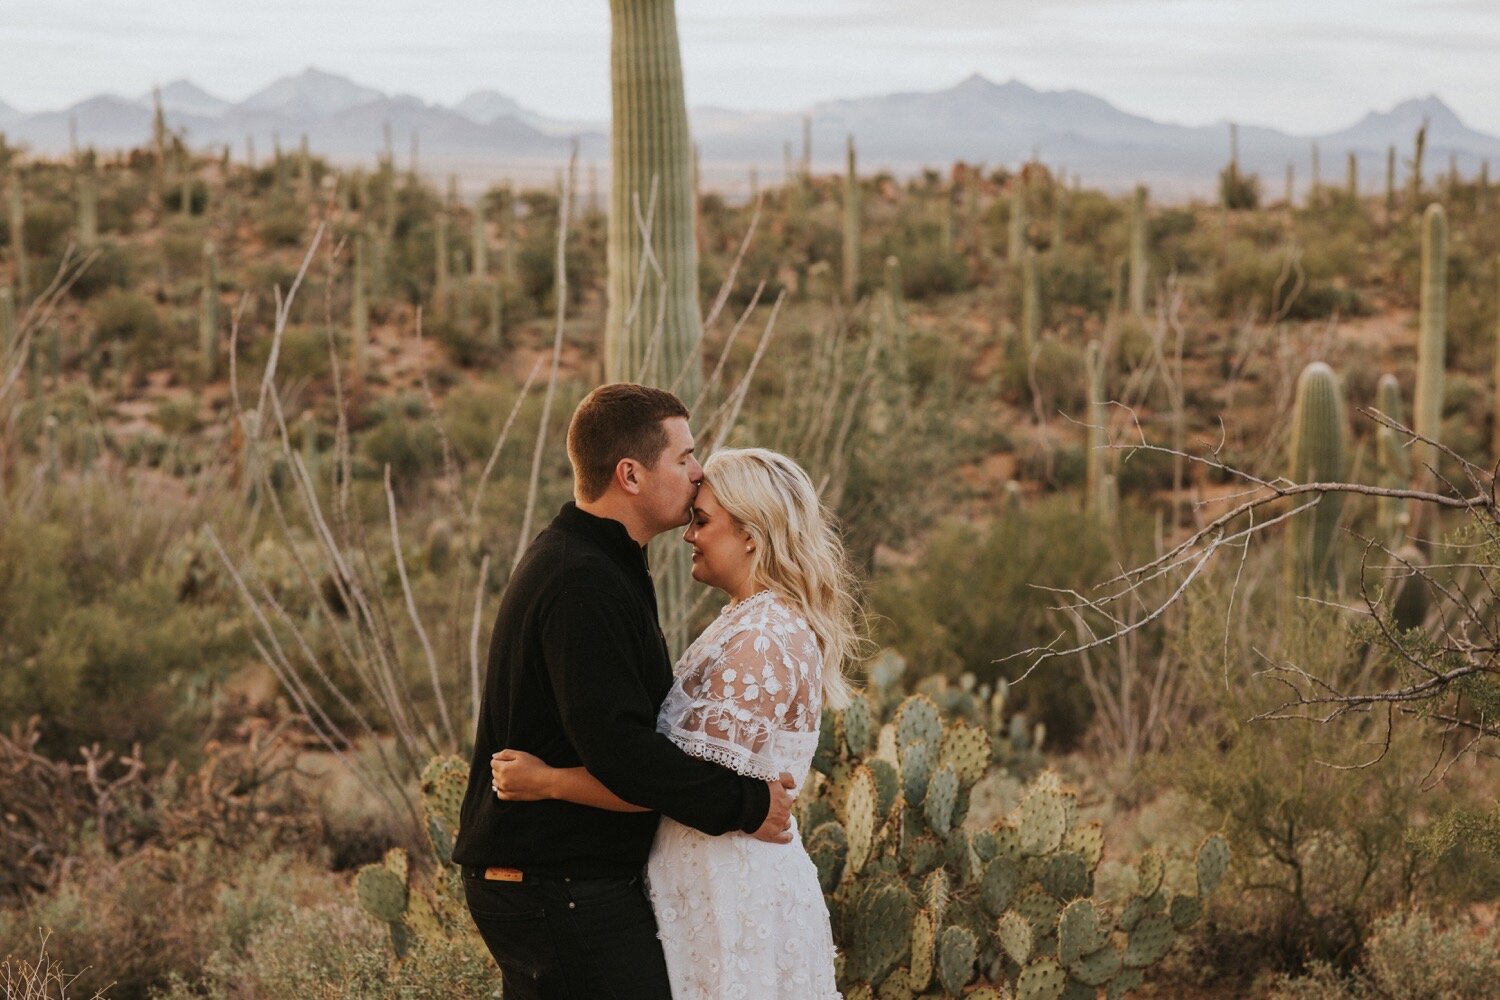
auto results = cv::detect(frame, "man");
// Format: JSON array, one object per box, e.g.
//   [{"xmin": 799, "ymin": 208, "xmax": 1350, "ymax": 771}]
[{"xmin": 452, "ymin": 382, "xmax": 796, "ymax": 1000}]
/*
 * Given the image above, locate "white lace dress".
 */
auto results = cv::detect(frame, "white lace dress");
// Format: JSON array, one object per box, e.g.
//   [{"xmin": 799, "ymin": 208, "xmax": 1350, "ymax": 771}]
[{"xmin": 646, "ymin": 590, "xmax": 842, "ymax": 1000}]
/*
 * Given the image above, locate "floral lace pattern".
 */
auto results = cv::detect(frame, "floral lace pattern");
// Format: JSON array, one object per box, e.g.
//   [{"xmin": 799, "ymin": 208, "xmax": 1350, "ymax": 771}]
[{"xmin": 647, "ymin": 591, "xmax": 841, "ymax": 1000}]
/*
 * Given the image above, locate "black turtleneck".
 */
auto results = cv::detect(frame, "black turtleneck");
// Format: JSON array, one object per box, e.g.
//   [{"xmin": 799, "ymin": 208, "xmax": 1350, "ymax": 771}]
[{"xmin": 451, "ymin": 502, "xmax": 772, "ymax": 878}]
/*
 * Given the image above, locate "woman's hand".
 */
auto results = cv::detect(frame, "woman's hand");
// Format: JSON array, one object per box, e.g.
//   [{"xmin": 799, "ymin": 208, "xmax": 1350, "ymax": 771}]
[{"xmin": 490, "ymin": 749, "xmax": 556, "ymax": 801}]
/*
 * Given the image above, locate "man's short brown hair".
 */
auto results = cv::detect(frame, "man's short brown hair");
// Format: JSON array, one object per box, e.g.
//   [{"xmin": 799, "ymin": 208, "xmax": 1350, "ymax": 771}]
[{"xmin": 567, "ymin": 383, "xmax": 691, "ymax": 502}]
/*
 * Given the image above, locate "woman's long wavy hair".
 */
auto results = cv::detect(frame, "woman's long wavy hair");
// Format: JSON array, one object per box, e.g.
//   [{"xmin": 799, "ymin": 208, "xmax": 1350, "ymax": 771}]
[{"xmin": 701, "ymin": 448, "xmax": 861, "ymax": 710}]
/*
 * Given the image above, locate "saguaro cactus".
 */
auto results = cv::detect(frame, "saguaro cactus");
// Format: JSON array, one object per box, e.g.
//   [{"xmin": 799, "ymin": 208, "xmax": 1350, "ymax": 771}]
[
  {"xmin": 843, "ymin": 135, "xmax": 859, "ymax": 302},
  {"xmin": 1085, "ymin": 340, "xmax": 1111, "ymax": 519},
  {"xmin": 471, "ymin": 198, "xmax": 488, "ymax": 278},
  {"xmin": 7, "ymin": 171, "xmax": 27, "ymax": 300},
  {"xmin": 1413, "ymin": 203, "xmax": 1446, "ymax": 488},
  {"xmin": 1128, "ymin": 185, "xmax": 1148, "ymax": 317},
  {"xmin": 1007, "ymin": 186, "xmax": 1026, "ymax": 262},
  {"xmin": 352, "ymin": 233, "xmax": 370, "ymax": 388},
  {"xmin": 605, "ymin": 0, "xmax": 703, "ymax": 399},
  {"xmin": 1286, "ymin": 361, "xmax": 1347, "ymax": 594},
  {"xmin": 200, "ymin": 242, "xmax": 219, "ymax": 379},
  {"xmin": 77, "ymin": 158, "xmax": 98, "ymax": 249},
  {"xmin": 1375, "ymin": 373, "xmax": 1411, "ymax": 542},
  {"xmin": 433, "ymin": 208, "xmax": 450, "ymax": 321},
  {"xmin": 1020, "ymin": 248, "xmax": 1039, "ymax": 355}
]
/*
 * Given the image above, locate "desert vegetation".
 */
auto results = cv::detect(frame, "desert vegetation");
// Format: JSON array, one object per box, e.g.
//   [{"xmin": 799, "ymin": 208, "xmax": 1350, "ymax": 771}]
[{"xmin": 3, "ymin": 11, "xmax": 1500, "ymax": 998}]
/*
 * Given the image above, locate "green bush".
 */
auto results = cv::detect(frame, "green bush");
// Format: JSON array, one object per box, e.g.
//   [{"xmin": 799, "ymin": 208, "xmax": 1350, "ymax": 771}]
[
  {"xmin": 868, "ymin": 501, "xmax": 1124, "ymax": 747},
  {"xmin": 258, "ymin": 197, "xmax": 309, "ymax": 247},
  {"xmin": 59, "ymin": 239, "xmax": 135, "ymax": 299}
]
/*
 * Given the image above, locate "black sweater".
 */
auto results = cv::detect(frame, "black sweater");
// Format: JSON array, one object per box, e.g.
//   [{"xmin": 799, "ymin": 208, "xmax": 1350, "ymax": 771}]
[{"xmin": 451, "ymin": 502, "xmax": 772, "ymax": 877}]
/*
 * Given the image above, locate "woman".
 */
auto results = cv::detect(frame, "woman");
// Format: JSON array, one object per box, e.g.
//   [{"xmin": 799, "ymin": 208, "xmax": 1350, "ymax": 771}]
[{"xmin": 491, "ymin": 447, "xmax": 857, "ymax": 1000}]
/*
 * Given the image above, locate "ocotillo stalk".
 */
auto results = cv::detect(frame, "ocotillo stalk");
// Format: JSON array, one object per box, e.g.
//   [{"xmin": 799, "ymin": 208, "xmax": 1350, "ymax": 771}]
[
  {"xmin": 1413, "ymin": 203, "xmax": 1446, "ymax": 494},
  {"xmin": 471, "ymin": 198, "xmax": 488, "ymax": 278},
  {"xmin": 77, "ymin": 164, "xmax": 98, "ymax": 249},
  {"xmin": 1128, "ymin": 185, "xmax": 1148, "ymax": 317},
  {"xmin": 1410, "ymin": 119, "xmax": 1427, "ymax": 208},
  {"xmin": 200, "ymin": 242, "xmax": 219, "ymax": 380},
  {"xmin": 1084, "ymin": 339, "xmax": 1110, "ymax": 518},
  {"xmin": 1286, "ymin": 361, "xmax": 1347, "ymax": 594},
  {"xmin": 1021, "ymin": 247, "xmax": 1039, "ymax": 354},
  {"xmin": 352, "ymin": 233, "xmax": 369, "ymax": 388},
  {"xmin": 1375, "ymin": 373, "xmax": 1411, "ymax": 542},
  {"xmin": 842, "ymin": 134, "xmax": 859, "ymax": 302},
  {"xmin": 433, "ymin": 208, "xmax": 450, "ymax": 321},
  {"xmin": 8, "ymin": 173, "xmax": 27, "ymax": 300},
  {"xmin": 605, "ymin": 0, "xmax": 703, "ymax": 399},
  {"xmin": 1007, "ymin": 186, "xmax": 1026, "ymax": 262}
]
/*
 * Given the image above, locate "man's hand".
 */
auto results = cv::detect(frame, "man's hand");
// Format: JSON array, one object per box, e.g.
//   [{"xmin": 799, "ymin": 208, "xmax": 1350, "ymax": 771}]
[
  {"xmin": 751, "ymin": 772, "xmax": 797, "ymax": 844},
  {"xmin": 491, "ymin": 749, "xmax": 554, "ymax": 801}
]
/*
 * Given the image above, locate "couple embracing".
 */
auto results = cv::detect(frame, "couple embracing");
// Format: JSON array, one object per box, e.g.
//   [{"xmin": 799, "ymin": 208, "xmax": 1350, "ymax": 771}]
[{"xmin": 451, "ymin": 382, "xmax": 855, "ymax": 999}]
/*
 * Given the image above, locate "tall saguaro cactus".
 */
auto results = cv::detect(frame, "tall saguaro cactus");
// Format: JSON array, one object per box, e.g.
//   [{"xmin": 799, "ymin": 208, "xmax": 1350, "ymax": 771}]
[
  {"xmin": 200, "ymin": 242, "xmax": 219, "ymax": 379},
  {"xmin": 7, "ymin": 172, "xmax": 27, "ymax": 300},
  {"xmin": 1286, "ymin": 362, "xmax": 1347, "ymax": 594},
  {"xmin": 1127, "ymin": 185, "xmax": 1148, "ymax": 317},
  {"xmin": 1413, "ymin": 203, "xmax": 1446, "ymax": 488},
  {"xmin": 605, "ymin": 0, "xmax": 703, "ymax": 401},
  {"xmin": 843, "ymin": 135, "xmax": 859, "ymax": 302}
]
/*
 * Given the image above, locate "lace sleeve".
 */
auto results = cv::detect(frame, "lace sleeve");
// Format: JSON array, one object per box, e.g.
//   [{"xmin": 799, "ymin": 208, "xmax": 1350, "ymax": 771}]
[{"xmin": 664, "ymin": 621, "xmax": 821, "ymax": 782}]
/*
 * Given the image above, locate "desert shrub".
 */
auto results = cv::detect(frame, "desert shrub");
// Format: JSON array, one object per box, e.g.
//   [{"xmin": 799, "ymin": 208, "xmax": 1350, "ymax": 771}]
[
  {"xmin": 242, "ymin": 325, "xmax": 335, "ymax": 384},
  {"xmin": 1160, "ymin": 595, "xmax": 1499, "ymax": 985},
  {"xmin": 161, "ymin": 178, "xmax": 208, "ymax": 216},
  {"xmin": 1266, "ymin": 908, "xmax": 1500, "ymax": 1000},
  {"xmin": 1220, "ymin": 166, "xmax": 1262, "ymax": 210},
  {"xmin": 159, "ymin": 221, "xmax": 207, "ymax": 276},
  {"xmin": 1037, "ymin": 245, "xmax": 1112, "ymax": 318},
  {"xmin": 59, "ymin": 239, "xmax": 134, "ymax": 299},
  {"xmin": 258, "ymin": 197, "xmax": 309, "ymax": 247},
  {"xmin": 0, "ymin": 477, "xmax": 241, "ymax": 763},
  {"xmin": 868, "ymin": 500, "xmax": 1128, "ymax": 747},
  {"xmin": 98, "ymin": 174, "xmax": 149, "ymax": 235},
  {"xmin": 92, "ymin": 288, "xmax": 164, "ymax": 351},
  {"xmin": 21, "ymin": 201, "xmax": 74, "ymax": 258},
  {"xmin": 1000, "ymin": 336, "xmax": 1087, "ymax": 413},
  {"xmin": 360, "ymin": 394, "xmax": 444, "ymax": 483}
]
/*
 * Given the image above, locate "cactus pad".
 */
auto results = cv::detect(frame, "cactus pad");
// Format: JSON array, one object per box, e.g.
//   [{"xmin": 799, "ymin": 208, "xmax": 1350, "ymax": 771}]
[
  {"xmin": 356, "ymin": 863, "xmax": 408, "ymax": 924},
  {"xmin": 1134, "ymin": 849, "xmax": 1164, "ymax": 898},
  {"xmin": 940, "ymin": 721, "xmax": 992, "ymax": 788},
  {"xmin": 910, "ymin": 906, "xmax": 937, "ymax": 991},
  {"xmin": 1196, "ymin": 834, "xmax": 1229, "ymax": 897},
  {"xmin": 924, "ymin": 762, "xmax": 959, "ymax": 836},
  {"xmin": 1062, "ymin": 821, "xmax": 1105, "ymax": 870},
  {"xmin": 1108, "ymin": 967, "xmax": 1144, "ymax": 999},
  {"xmin": 869, "ymin": 757, "xmax": 900, "ymax": 820},
  {"xmin": 997, "ymin": 909, "xmax": 1033, "ymax": 965},
  {"xmin": 1058, "ymin": 899, "xmax": 1111, "ymax": 965},
  {"xmin": 1016, "ymin": 957, "xmax": 1067, "ymax": 1000},
  {"xmin": 936, "ymin": 925, "xmax": 979, "ymax": 995},
  {"xmin": 895, "ymin": 694, "xmax": 943, "ymax": 752},
  {"xmin": 1040, "ymin": 851, "xmax": 1091, "ymax": 902},
  {"xmin": 1170, "ymin": 893, "xmax": 1203, "ymax": 929},
  {"xmin": 844, "ymin": 695, "xmax": 874, "ymax": 756},
  {"xmin": 922, "ymin": 869, "xmax": 950, "ymax": 922},
  {"xmin": 909, "ymin": 834, "xmax": 945, "ymax": 876},
  {"xmin": 901, "ymin": 739, "xmax": 934, "ymax": 807},
  {"xmin": 1018, "ymin": 788, "xmax": 1068, "ymax": 856},
  {"xmin": 1123, "ymin": 913, "xmax": 1175, "ymax": 968},
  {"xmin": 808, "ymin": 821, "xmax": 849, "ymax": 891},
  {"xmin": 846, "ymin": 765, "xmax": 879, "ymax": 874},
  {"xmin": 1068, "ymin": 944, "xmax": 1123, "ymax": 987},
  {"xmin": 980, "ymin": 857, "xmax": 1022, "ymax": 916}
]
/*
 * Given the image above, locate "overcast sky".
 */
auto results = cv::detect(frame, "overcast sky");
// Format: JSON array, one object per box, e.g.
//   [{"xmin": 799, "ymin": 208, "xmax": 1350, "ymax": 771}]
[{"xmin": 3, "ymin": 1, "xmax": 1498, "ymax": 135}]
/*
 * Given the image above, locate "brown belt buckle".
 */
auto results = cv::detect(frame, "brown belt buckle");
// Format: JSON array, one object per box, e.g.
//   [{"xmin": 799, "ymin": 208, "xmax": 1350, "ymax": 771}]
[{"xmin": 483, "ymin": 866, "xmax": 524, "ymax": 882}]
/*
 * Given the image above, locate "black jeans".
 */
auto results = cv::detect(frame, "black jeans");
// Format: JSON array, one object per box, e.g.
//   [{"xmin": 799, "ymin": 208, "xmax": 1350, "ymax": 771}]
[{"xmin": 462, "ymin": 869, "xmax": 672, "ymax": 1000}]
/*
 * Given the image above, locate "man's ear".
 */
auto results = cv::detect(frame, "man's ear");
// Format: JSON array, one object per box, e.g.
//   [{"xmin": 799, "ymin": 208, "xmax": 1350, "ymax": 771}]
[{"xmin": 614, "ymin": 457, "xmax": 643, "ymax": 496}]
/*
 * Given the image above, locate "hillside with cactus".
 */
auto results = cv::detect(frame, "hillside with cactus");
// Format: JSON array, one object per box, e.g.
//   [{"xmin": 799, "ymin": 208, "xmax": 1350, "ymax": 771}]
[{"xmin": 3, "ymin": 25, "xmax": 1500, "ymax": 1000}]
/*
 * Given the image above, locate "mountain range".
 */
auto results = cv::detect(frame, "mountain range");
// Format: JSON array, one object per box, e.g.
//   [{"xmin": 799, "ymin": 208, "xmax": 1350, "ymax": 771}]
[{"xmin": 3, "ymin": 67, "xmax": 1497, "ymax": 199}]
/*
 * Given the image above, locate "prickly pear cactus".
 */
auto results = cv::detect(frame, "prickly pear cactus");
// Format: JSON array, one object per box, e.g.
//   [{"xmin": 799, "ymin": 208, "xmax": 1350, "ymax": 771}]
[
  {"xmin": 810, "ymin": 680, "xmax": 1230, "ymax": 997},
  {"xmin": 354, "ymin": 754, "xmax": 479, "ymax": 961}
]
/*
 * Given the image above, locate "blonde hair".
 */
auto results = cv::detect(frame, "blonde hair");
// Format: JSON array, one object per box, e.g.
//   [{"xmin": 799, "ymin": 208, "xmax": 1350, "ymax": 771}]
[{"xmin": 701, "ymin": 448, "xmax": 860, "ymax": 710}]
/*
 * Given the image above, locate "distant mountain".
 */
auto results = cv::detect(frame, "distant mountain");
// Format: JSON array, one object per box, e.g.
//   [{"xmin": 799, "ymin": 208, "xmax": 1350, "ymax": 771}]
[
  {"xmin": 2, "ymin": 68, "xmax": 1497, "ymax": 198},
  {"xmin": 238, "ymin": 67, "xmax": 384, "ymax": 118},
  {"xmin": 141, "ymin": 80, "xmax": 230, "ymax": 118}
]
